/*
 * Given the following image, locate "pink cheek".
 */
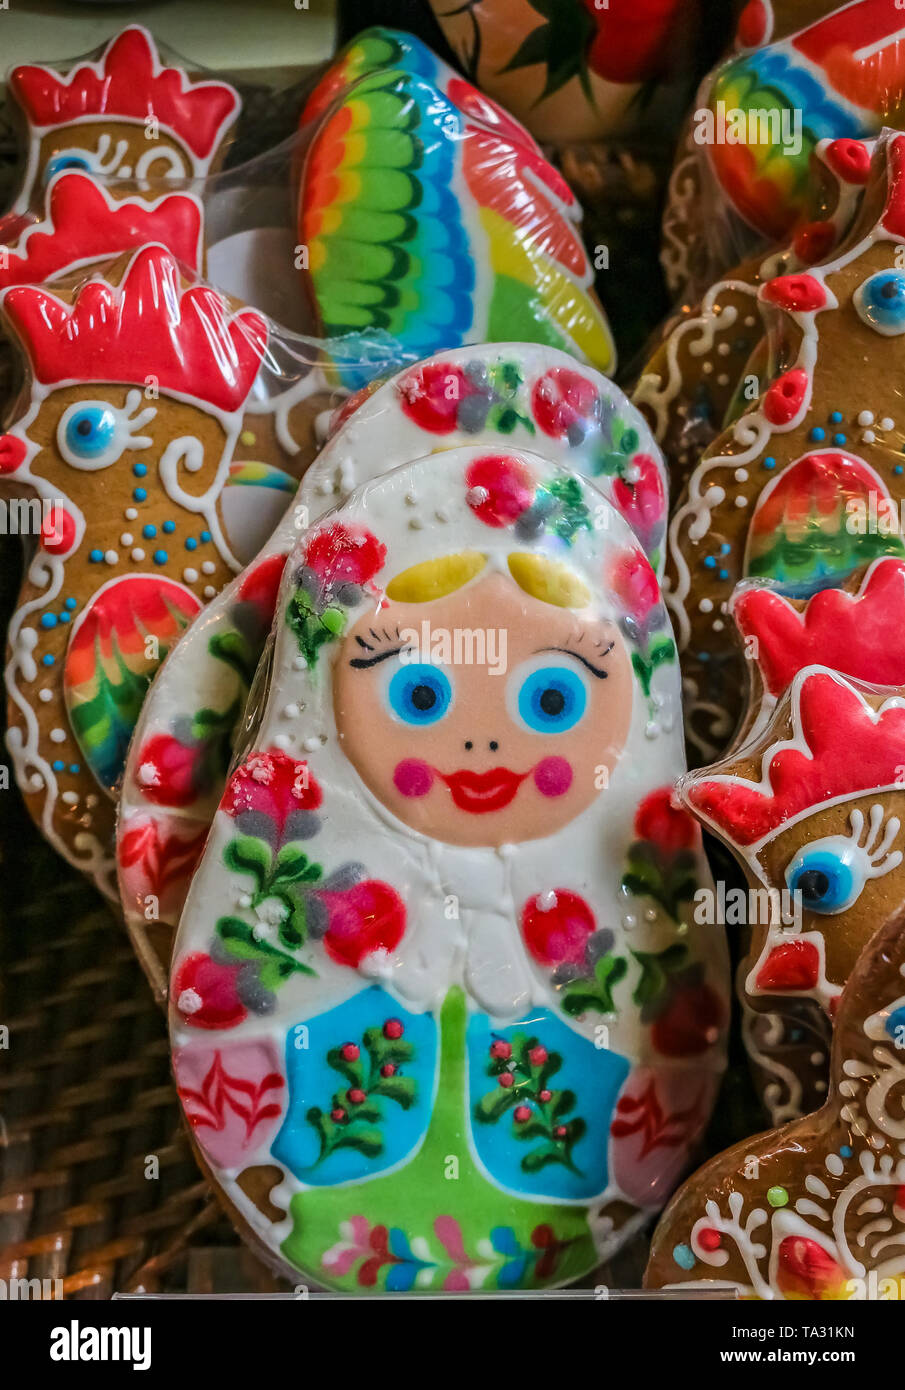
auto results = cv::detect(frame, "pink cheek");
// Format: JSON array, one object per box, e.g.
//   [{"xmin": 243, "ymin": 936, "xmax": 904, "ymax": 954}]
[
  {"xmin": 533, "ymin": 756, "xmax": 573, "ymax": 798},
  {"xmin": 393, "ymin": 759, "xmax": 434, "ymax": 798}
]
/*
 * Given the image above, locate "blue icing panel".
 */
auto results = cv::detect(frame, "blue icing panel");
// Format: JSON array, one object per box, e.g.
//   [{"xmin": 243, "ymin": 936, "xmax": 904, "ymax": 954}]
[
  {"xmin": 272, "ymin": 986, "xmax": 437, "ymax": 1186},
  {"xmin": 467, "ymin": 1009, "xmax": 630, "ymax": 1202}
]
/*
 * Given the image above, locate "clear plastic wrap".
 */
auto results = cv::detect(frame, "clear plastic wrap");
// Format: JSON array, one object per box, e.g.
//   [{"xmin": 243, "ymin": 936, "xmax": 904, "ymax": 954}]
[{"xmin": 661, "ymin": 0, "xmax": 905, "ymax": 301}]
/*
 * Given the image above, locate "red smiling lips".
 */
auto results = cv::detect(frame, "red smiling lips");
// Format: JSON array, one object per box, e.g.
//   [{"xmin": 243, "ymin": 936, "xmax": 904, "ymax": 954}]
[{"xmin": 438, "ymin": 767, "xmax": 528, "ymax": 813}]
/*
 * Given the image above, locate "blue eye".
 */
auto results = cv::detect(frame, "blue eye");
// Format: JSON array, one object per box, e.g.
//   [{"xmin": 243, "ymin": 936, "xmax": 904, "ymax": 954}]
[
  {"xmin": 63, "ymin": 405, "xmax": 118, "ymax": 460},
  {"xmin": 885, "ymin": 1004, "xmax": 905, "ymax": 1046},
  {"xmin": 44, "ymin": 152, "xmax": 93, "ymax": 182},
  {"xmin": 855, "ymin": 271, "xmax": 905, "ymax": 335},
  {"xmin": 517, "ymin": 666, "xmax": 587, "ymax": 733},
  {"xmin": 387, "ymin": 663, "xmax": 452, "ymax": 726},
  {"xmin": 785, "ymin": 847, "xmax": 857, "ymax": 913}
]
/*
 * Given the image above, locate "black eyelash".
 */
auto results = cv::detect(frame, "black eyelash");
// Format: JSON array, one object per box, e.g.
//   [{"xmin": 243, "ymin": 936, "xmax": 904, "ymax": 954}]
[
  {"xmin": 542, "ymin": 642, "xmax": 613, "ymax": 679},
  {"xmin": 350, "ymin": 645, "xmax": 408, "ymax": 669}
]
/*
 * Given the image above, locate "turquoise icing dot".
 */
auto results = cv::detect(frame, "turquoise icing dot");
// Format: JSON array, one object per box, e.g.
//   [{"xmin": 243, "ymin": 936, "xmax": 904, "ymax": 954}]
[
  {"xmin": 69, "ymin": 763, "xmax": 80, "ymax": 774},
  {"xmin": 133, "ymin": 463, "xmax": 147, "ymax": 477},
  {"xmin": 840, "ymin": 1145, "xmax": 852, "ymax": 1158},
  {"xmin": 89, "ymin": 548, "xmax": 103, "ymax": 562},
  {"xmin": 200, "ymin": 530, "xmax": 212, "ymax": 543},
  {"xmin": 764, "ymin": 456, "xmax": 777, "ymax": 469},
  {"xmin": 142, "ymin": 524, "xmax": 157, "ymax": 538},
  {"xmin": 153, "ymin": 549, "xmax": 168, "ymax": 564},
  {"xmin": 59, "ymin": 611, "xmax": 70, "ymax": 623},
  {"xmin": 896, "ymin": 466, "xmax": 904, "ymax": 477},
  {"xmin": 64, "ymin": 598, "xmax": 76, "ymax": 610},
  {"xmin": 40, "ymin": 613, "xmax": 57, "ymax": 628},
  {"xmin": 809, "ymin": 427, "xmax": 825, "ymax": 442},
  {"xmin": 673, "ymin": 1244, "xmax": 695, "ymax": 1271},
  {"xmin": 698, "ymin": 651, "xmax": 710, "ymax": 662},
  {"xmin": 185, "ymin": 537, "xmax": 198, "ymax": 550},
  {"xmin": 133, "ymin": 488, "xmax": 147, "ymax": 501},
  {"xmin": 833, "ymin": 433, "xmax": 846, "ymax": 445},
  {"xmin": 42, "ymin": 654, "xmax": 54, "ymax": 666},
  {"xmin": 162, "ymin": 520, "xmax": 175, "ymax": 534},
  {"xmin": 829, "ymin": 410, "xmax": 843, "ymax": 424},
  {"xmin": 720, "ymin": 543, "xmax": 731, "ymax": 554},
  {"xmin": 52, "ymin": 759, "xmax": 64, "ymax": 772},
  {"xmin": 704, "ymin": 556, "xmax": 716, "ymax": 569},
  {"xmin": 719, "ymin": 568, "xmax": 729, "ymax": 580}
]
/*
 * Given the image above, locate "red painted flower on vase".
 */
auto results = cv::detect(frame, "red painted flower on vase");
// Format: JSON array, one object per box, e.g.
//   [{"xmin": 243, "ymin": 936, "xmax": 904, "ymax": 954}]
[
  {"xmin": 222, "ymin": 749, "xmax": 323, "ymax": 844},
  {"xmin": 303, "ymin": 523, "xmax": 386, "ymax": 589}
]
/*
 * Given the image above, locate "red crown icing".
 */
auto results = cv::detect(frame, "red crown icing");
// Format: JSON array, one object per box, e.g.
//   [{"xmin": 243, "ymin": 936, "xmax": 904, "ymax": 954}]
[
  {"xmin": 0, "ymin": 244, "xmax": 267, "ymax": 413},
  {"xmin": 685, "ymin": 669, "xmax": 905, "ymax": 846},
  {"xmin": 9, "ymin": 26, "xmax": 239, "ymax": 160},
  {"xmin": 0, "ymin": 172, "xmax": 202, "ymax": 287},
  {"xmin": 733, "ymin": 558, "xmax": 905, "ymax": 697}
]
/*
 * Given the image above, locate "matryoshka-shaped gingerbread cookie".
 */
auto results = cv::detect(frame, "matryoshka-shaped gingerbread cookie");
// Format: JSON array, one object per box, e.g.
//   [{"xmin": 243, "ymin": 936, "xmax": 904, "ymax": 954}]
[
  {"xmin": 0, "ymin": 243, "xmax": 270, "ymax": 897},
  {"xmin": 169, "ymin": 446, "xmax": 728, "ymax": 1291},
  {"xmin": 7, "ymin": 25, "xmax": 240, "ymax": 215},
  {"xmin": 646, "ymin": 901, "xmax": 905, "ymax": 1299},
  {"xmin": 118, "ymin": 344, "xmax": 669, "ymax": 999}
]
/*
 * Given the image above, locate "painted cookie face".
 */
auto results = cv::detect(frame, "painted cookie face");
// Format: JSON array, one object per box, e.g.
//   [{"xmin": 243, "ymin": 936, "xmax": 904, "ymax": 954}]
[
  {"xmin": 298, "ymin": 27, "xmax": 615, "ymax": 381},
  {"xmin": 169, "ymin": 446, "xmax": 728, "ymax": 1292},
  {"xmin": 335, "ymin": 569, "xmax": 632, "ymax": 847},
  {"xmin": 117, "ymin": 342, "xmax": 668, "ymax": 998},
  {"xmin": 8, "ymin": 26, "xmax": 239, "ymax": 214}
]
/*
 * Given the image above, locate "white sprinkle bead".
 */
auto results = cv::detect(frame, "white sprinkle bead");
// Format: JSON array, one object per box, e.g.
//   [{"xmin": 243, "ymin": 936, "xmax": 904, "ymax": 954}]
[
  {"xmin": 201, "ymin": 561, "xmax": 216, "ymax": 575},
  {"xmin": 858, "ymin": 410, "xmax": 874, "ymax": 426},
  {"xmin": 120, "ymin": 533, "xmax": 133, "ymax": 546},
  {"xmin": 132, "ymin": 548, "xmax": 145, "ymax": 562},
  {"xmin": 38, "ymin": 689, "xmax": 52, "ymax": 703},
  {"xmin": 183, "ymin": 568, "xmax": 199, "ymax": 584},
  {"xmin": 203, "ymin": 586, "xmax": 216, "ymax": 599},
  {"xmin": 104, "ymin": 550, "xmax": 118, "ymax": 565},
  {"xmin": 881, "ymin": 417, "xmax": 895, "ymax": 432},
  {"xmin": 50, "ymin": 727, "xmax": 66, "ymax": 743},
  {"xmin": 125, "ymin": 506, "xmax": 138, "ymax": 520}
]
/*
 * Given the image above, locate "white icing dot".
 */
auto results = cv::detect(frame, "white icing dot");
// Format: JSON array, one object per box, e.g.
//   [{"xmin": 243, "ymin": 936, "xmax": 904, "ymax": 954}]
[
  {"xmin": 810, "ymin": 1051, "xmax": 825, "ymax": 1066},
  {"xmin": 881, "ymin": 417, "xmax": 895, "ymax": 432},
  {"xmin": 435, "ymin": 508, "xmax": 450, "ymax": 522},
  {"xmin": 272, "ymin": 734, "xmax": 290, "ymax": 750},
  {"xmin": 409, "ymin": 517, "xmax": 424, "ymax": 530},
  {"xmin": 183, "ymin": 568, "xmax": 199, "ymax": 584},
  {"xmin": 744, "ymin": 315, "xmax": 756, "ymax": 327},
  {"xmin": 858, "ymin": 410, "xmax": 874, "ymax": 426},
  {"xmin": 137, "ymin": 762, "xmax": 159, "ymax": 788},
  {"xmin": 717, "ymin": 342, "xmax": 730, "ymax": 357},
  {"xmin": 699, "ymin": 598, "xmax": 714, "ymax": 613},
  {"xmin": 30, "ymin": 772, "xmax": 44, "ymax": 789},
  {"xmin": 61, "ymin": 791, "xmax": 78, "ymax": 806},
  {"xmin": 104, "ymin": 550, "xmax": 118, "ymax": 565},
  {"xmin": 466, "ymin": 486, "xmax": 489, "ymax": 506},
  {"xmin": 238, "ymin": 893, "xmax": 252, "ymax": 909},
  {"xmin": 302, "ymin": 736, "xmax": 321, "ymax": 752},
  {"xmin": 131, "ymin": 548, "xmax": 145, "ymax": 562},
  {"xmin": 120, "ymin": 533, "xmax": 133, "ymax": 546},
  {"xmin": 538, "ymin": 890, "xmax": 558, "ymax": 912},
  {"xmin": 734, "ymin": 468, "xmax": 748, "ymax": 482},
  {"xmin": 622, "ymin": 913, "xmax": 637, "ymax": 930},
  {"xmin": 49, "ymin": 728, "xmax": 66, "ymax": 743},
  {"xmin": 862, "ymin": 430, "xmax": 876, "ymax": 444},
  {"xmin": 826, "ymin": 1153, "xmax": 844, "ymax": 1175},
  {"xmin": 283, "ymin": 702, "xmax": 300, "ymax": 718},
  {"xmin": 203, "ymin": 586, "xmax": 216, "ymax": 599},
  {"xmin": 712, "ymin": 619, "xmax": 725, "ymax": 632},
  {"xmin": 717, "ymin": 373, "xmax": 730, "ymax": 386},
  {"xmin": 125, "ymin": 507, "xmax": 138, "ymax": 520},
  {"xmin": 702, "ymin": 361, "xmax": 713, "ymax": 375},
  {"xmin": 404, "ymin": 490, "xmax": 418, "ymax": 505},
  {"xmin": 177, "ymin": 988, "xmax": 202, "ymax": 1016},
  {"xmin": 201, "ymin": 561, "xmax": 216, "ymax": 575},
  {"xmin": 38, "ymin": 689, "xmax": 52, "ymax": 703},
  {"xmin": 735, "ymin": 494, "xmax": 748, "ymax": 508},
  {"xmin": 293, "ymin": 656, "xmax": 308, "ymax": 671},
  {"xmin": 85, "ymin": 794, "xmax": 98, "ymax": 808}
]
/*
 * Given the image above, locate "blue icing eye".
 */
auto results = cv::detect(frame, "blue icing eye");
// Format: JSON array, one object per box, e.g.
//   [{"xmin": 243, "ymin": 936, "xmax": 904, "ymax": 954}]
[
  {"xmin": 387, "ymin": 663, "xmax": 452, "ymax": 726},
  {"xmin": 64, "ymin": 405, "xmax": 117, "ymax": 460},
  {"xmin": 785, "ymin": 847, "xmax": 857, "ymax": 913},
  {"xmin": 855, "ymin": 271, "xmax": 905, "ymax": 335},
  {"xmin": 517, "ymin": 666, "xmax": 586, "ymax": 733},
  {"xmin": 44, "ymin": 152, "xmax": 93, "ymax": 182}
]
